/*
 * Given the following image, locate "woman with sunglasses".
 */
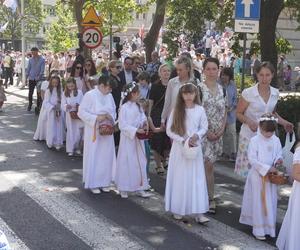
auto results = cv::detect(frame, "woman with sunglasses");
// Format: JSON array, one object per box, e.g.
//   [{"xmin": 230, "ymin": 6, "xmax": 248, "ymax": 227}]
[
  {"xmin": 84, "ymin": 59, "xmax": 97, "ymax": 93},
  {"xmin": 70, "ymin": 61, "xmax": 85, "ymax": 93},
  {"xmin": 108, "ymin": 60, "xmax": 122, "ymax": 146}
]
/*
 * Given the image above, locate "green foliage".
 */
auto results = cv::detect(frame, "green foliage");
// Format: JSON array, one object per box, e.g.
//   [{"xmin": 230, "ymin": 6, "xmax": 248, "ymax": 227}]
[
  {"xmin": 0, "ymin": 0, "xmax": 44, "ymax": 45},
  {"xmin": 163, "ymin": 0, "xmax": 220, "ymax": 57},
  {"xmin": 275, "ymin": 37, "xmax": 293, "ymax": 55},
  {"xmin": 276, "ymin": 94, "xmax": 300, "ymax": 142},
  {"xmin": 45, "ymin": 2, "xmax": 77, "ymax": 52},
  {"xmin": 234, "ymin": 74, "xmax": 255, "ymax": 91}
]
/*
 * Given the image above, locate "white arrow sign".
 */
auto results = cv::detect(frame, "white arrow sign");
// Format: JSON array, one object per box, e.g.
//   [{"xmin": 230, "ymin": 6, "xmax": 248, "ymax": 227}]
[{"xmin": 241, "ymin": 0, "xmax": 254, "ymax": 18}]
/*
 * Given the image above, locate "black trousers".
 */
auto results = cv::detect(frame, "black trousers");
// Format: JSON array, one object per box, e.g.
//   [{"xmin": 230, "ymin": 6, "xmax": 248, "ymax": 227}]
[
  {"xmin": 28, "ymin": 80, "xmax": 41, "ymax": 109},
  {"xmin": 4, "ymin": 67, "xmax": 13, "ymax": 87}
]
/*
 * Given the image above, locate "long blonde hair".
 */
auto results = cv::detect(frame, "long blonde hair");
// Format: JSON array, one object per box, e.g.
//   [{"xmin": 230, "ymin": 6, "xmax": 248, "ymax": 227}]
[{"xmin": 171, "ymin": 83, "xmax": 201, "ymax": 136}]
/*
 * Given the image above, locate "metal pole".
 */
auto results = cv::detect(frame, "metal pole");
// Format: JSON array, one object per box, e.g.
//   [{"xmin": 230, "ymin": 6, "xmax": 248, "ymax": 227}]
[
  {"xmin": 109, "ymin": 13, "xmax": 112, "ymax": 60},
  {"xmin": 241, "ymin": 33, "xmax": 247, "ymax": 91},
  {"xmin": 21, "ymin": 0, "xmax": 26, "ymax": 86}
]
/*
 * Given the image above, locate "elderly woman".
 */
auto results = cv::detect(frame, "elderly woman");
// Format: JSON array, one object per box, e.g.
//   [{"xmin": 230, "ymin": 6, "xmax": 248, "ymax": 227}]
[
  {"xmin": 161, "ymin": 56, "xmax": 196, "ymax": 127},
  {"xmin": 235, "ymin": 61, "xmax": 293, "ymax": 178},
  {"xmin": 148, "ymin": 64, "xmax": 171, "ymax": 174}
]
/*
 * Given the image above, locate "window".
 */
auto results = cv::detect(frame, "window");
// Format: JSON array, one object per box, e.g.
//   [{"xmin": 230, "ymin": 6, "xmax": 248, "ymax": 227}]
[
  {"xmin": 136, "ymin": 13, "xmax": 139, "ymax": 19},
  {"xmin": 143, "ymin": 13, "xmax": 146, "ymax": 20}
]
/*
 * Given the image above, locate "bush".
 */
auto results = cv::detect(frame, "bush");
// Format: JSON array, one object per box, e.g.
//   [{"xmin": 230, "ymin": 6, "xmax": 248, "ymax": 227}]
[
  {"xmin": 234, "ymin": 74, "xmax": 255, "ymax": 91},
  {"xmin": 276, "ymin": 94, "xmax": 300, "ymax": 144}
]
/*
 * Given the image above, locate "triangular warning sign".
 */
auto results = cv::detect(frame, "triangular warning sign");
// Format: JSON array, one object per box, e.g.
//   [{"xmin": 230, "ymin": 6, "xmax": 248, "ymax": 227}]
[{"xmin": 82, "ymin": 6, "xmax": 102, "ymax": 27}]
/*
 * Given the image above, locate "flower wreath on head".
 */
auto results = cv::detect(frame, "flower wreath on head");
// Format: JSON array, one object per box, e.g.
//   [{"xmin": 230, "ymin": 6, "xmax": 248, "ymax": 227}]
[
  {"xmin": 259, "ymin": 116, "xmax": 278, "ymax": 123},
  {"xmin": 122, "ymin": 81, "xmax": 138, "ymax": 98}
]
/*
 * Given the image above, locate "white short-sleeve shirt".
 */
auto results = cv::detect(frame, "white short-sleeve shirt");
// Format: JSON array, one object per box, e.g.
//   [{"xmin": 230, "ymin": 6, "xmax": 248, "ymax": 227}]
[{"xmin": 240, "ymin": 83, "xmax": 279, "ymax": 138}]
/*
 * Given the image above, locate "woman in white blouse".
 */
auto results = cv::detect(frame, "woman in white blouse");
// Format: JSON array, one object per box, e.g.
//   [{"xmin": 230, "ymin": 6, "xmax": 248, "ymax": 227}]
[{"xmin": 235, "ymin": 62, "xmax": 293, "ymax": 177}]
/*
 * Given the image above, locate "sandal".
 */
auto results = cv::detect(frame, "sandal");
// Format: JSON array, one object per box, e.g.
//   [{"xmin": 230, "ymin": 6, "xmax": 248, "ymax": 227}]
[{"xmin": 156, "ymin": 167, "xmax": 165, "ymax": 175}]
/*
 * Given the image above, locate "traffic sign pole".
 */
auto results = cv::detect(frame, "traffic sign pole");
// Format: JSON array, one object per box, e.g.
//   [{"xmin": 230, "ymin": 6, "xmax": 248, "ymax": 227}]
[{"xmin": 241, "ymin": 33, "xmax": 247, "ymax": 91}]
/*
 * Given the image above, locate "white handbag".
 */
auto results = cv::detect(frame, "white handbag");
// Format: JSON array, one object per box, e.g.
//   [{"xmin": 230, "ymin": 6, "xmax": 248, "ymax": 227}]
[
  {"xmin": 182, "ymin": 138, "xmax": 200, "ymax": 160},
  {"xmin": 282, "ymin": 132, "xmax": 296, "ymax": 182}
]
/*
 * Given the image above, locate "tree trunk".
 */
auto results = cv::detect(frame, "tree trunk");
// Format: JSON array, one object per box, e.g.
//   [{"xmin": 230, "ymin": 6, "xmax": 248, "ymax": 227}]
[
  {"xmin": 143, "ymin": 0, "xmax": 167, "ymax": 63},
  {"xmin": 72, "ymin": 0, "xmax": 90, "ymax": 57},
  {"xmin": 259, "ymin": 0, "xmax": 284, "ymax": 87}
]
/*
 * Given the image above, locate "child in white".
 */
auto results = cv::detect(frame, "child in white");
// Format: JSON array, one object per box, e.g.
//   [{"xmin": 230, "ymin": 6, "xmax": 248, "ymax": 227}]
[
  {"xmin": 34, "ymin": 71, "xmax": 60, "ymax": 141},
  {"xmin": 276, "ymin": 143, "xmax": 300, "ymax": 250},
  {"xmin": 115, "ymin": 82, "xmax": 151, "ymax": 198},
  {"xmin": 78, "ymin": 75, "xmax": 117, "ymax": 194},
  {"xmin": 165, "ymin": 83, "xmax": 209, "ymax": 223},
  {"xmin": 43, "ymin": 75, "xmax": 65, "ymax": 149},
  {"xmin": 61, "ymin": 77, "xmax": 84, "ymax": 156},
  {"xmin": 240, "ymin": 114, "xmax": 282, "ymax": 240}
]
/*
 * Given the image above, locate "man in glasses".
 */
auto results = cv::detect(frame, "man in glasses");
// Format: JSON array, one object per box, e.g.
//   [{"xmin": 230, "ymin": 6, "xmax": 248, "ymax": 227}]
[{"xmin": 118, "ymin": 56, "xmax": 138, "ymax": 87}]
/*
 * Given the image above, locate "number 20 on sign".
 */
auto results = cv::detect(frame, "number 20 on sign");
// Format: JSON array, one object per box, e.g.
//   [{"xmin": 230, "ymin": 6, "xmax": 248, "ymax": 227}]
[{"xmin": 82, "ymin": 27, "xmax": 103, "ymax": 49}]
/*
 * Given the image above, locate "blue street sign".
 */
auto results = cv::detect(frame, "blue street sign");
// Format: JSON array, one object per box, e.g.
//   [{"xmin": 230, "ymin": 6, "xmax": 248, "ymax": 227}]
[{"xmin": 235, "ymin": 0, "xmax": 261, "ymax": 20}]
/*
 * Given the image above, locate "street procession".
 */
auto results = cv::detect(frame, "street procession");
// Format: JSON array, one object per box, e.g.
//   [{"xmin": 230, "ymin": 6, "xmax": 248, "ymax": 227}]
[{"xmin": 0, "ymin": 0, "xmax": 300, "ymax": 249}]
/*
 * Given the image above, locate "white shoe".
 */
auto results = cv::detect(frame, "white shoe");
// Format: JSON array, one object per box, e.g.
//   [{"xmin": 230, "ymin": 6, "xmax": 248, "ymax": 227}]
[
  {"xmin": 173, "ymin": 214, "xmax": 183, "ymax": 220},
  {"xmin": 255, "ymin": 235, "xmax": 266, "ymax": 241},
  {"xmin": 195, "ymin": 215, "xmax": 210, "ymax": 224},
  {"xmin": 75, "ymin": 149, "xmax": 81, "ymax": 155},
  {"xmin": 101, "ymin": 187, "xmax": 110, "ymax": 192},
  {"xmin": 55, "ymin": 146, "xmax": 61, "ymax": 151},
  {"xmin": 120, "ymin": 191, "xmax": 128, "ymax": 198},
  {"xmin": 137, "ymin": 190, "xmax": 152, "ymax": 198},
  {"xmin": 90, "ymin": 188, "xmax": 101, "ymax": 194},
  {"xmin": 68, "ymin": 152, "xmax": 73, "ymax": 156}
]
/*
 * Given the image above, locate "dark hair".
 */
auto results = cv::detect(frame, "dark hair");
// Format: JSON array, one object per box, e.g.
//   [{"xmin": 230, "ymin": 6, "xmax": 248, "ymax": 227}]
[
  {"xmin": 48, "ymin": 75, "xmax": 62, "ymax": 102},
  {"xmin": 180, "ymin": 52, "xmax": 192, "ymax": 59},
  {"xmin": 136, "ymin": 71, "xmax": 150, "ymax": 83},
  {"xmin": 31, "ymin": 47, "xmax": 39, "ymax": 52},
  {"xmin": 220, "ymin": 67, "xmax": 234, "ymax": 81},
  {"xmin": 124, "ymin": 56, "xmax": 132, "ymax": 63},
  {"xmin": 256, "ymin": 61, "xmax": 275, "ymax": 74},
  {"xmin": 64, "ymin": 77, "xmax": 78, "ymax": 97},
  {"xmin": 48, "ymin": 70, "xmax": 59, "ymax": 81},
  {"xmin": 70, "ymin": 61, "xmax": 84, "ymax": 78},
  {"xmin": 203, "ymin": 57, "xmax": 220, "ymax": 69},
  {"xmin": 259, "ymin": 114, "xmax": 277, "ymax": 132},
  {"xmin": 85, "ymin": 59, "xmax": 97, "ymax": 76},
  {"xmin": 98, "ymin": 75, "xmax": 117, "ymax": 89},
  {"xmin": 171, "ymin": 83, "xmax": 201, "ymax": 136}
]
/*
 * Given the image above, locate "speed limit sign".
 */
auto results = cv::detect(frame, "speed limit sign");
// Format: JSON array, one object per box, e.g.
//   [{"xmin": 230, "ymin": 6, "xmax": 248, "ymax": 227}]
[{"xmin": 82, "ymin": 27, "xmax": 103, "ymax": 49}]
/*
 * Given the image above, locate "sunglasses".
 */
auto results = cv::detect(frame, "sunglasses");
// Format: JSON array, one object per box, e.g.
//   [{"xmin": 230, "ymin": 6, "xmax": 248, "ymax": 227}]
[
  {"xmin": 116, "ymin": 66, "xmax": 122, "ymax": 69},
  {"xmin": 85, "ymin": 64, "xmax": 92, "ymax": 67},
  {"xmin": 76, "ymin": 66, "xmax": 82, "ymax": 69}
]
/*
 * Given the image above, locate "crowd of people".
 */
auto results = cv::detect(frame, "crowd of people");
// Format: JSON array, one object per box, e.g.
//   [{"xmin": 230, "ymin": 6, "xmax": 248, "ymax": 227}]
[{"xmin": 0, "ymin": 41, "xmax": 299, "ymax": 249}]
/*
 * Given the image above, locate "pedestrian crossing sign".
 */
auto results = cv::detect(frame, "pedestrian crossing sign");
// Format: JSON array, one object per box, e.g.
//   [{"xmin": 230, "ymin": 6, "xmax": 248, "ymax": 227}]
[{"xmin": 81, "ymin": 6, "xmax": 103, "ymax": 27}]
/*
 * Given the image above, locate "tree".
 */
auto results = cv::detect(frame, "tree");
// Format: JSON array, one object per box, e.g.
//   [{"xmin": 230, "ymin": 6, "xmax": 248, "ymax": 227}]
[
  {"xmin": 46, "ymin": 2, "xmax": 78, "ymax": 53},
  {"xmin": 0, "ymin": 0, "xmax": 44, "ymax": 50},
  {"xmin": 144, "ymin": 0, "xmax": 167, "ymax": 62}
]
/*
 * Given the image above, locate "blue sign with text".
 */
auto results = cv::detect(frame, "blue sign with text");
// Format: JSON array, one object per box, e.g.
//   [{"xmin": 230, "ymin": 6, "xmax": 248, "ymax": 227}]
[{"xmin": 235, "ymin": 0, "xmax": 261, "ymax": 20}]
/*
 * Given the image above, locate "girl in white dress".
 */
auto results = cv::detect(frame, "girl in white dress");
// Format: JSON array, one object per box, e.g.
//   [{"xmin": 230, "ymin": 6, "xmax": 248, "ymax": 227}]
[
  {"xmin": 239, "ymin": 114, "xmax": 282, "ymax": 240},
  {"xmin": 165, "ymin": 83, "xmax": 209, "ymax": 223},
  {"xmin": 44, "ymin": 76, "xmax": 65, "ymax": 150},
  {"xmin": 115, "ymin": 82, "xmax": 152, "ymax": 198},
  {"xmin": 61, "ymin": 78, "xmax": 84, "ymax": 156},
  {"xmin": 276, "ymin": 143, "xmax": 300, "ymax": 250},
  {"xmin": 78, "ymin": 75, "xmax": 117, "ymax": 194}
]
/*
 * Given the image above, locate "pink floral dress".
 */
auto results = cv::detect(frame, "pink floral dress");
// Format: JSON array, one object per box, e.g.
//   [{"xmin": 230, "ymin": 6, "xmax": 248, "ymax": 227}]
[{"xmin": 200, "ymin": 82, "xmax": 226, "ymax": 163}]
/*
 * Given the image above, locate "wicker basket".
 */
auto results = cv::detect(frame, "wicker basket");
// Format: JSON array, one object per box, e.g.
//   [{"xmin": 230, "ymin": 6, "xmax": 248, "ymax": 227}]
[
  {"xmin": 267, "ymin": 172, "xmax": 289, "ymax": 185},
  {"xmin": 99, "ymin": 124, "xmax": 114, "ymax": 136},
  {"xmin": 136, "ymin": 130, "xmax": 153, "ymax": 140},
  {"xmin": 70, "ymin": 111, "xmax": 80, "ymax": 120}
]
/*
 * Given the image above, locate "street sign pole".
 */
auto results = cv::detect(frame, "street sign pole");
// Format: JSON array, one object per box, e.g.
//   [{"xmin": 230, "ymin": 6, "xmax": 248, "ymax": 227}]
[
  {"xmin": 241, "ymin": 33, "xmax": 247, "ymax": 91},
  {"xmin": 21, "ymin": 0, "xmax": 26, "ymax": 86},
  {"xmin": 235, "ymin": 0, "xmax": 261, "ymax": 91}
]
